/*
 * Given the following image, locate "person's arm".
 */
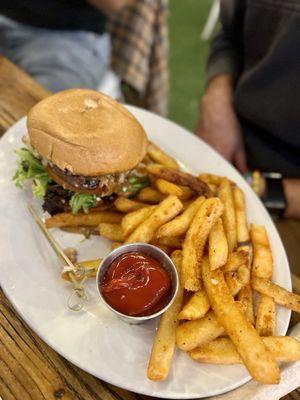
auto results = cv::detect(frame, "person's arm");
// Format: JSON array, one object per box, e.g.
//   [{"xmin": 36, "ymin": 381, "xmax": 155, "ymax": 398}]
[
  {"xmin": 196, "ymin": 1, "xmax": 247, "ymax": 171},
  {"xmin": 87, "ymin": 0, "xmax": 133, "ymax": 14},
  {"xmin": 284, "ymin": 179, "xmax": 300, "ymax": 219}
]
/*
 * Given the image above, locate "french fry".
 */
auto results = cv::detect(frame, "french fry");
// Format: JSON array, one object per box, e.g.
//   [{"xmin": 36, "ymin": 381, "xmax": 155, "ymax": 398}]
[
  {"xmin": 238, "ymin": 285, "xmax": 255, "ymax": 325},
  {"xmin": 225, "ymin": 266, "xmax": 250, "ymax": 297},
  {"xmin": 198, "ymin": 173, "xmax": 224, "ymax": 186},
  {"xmin": 178, "ymin": 288, "xmax": 210, "ymax": 320},
  {"xmin": 251, "ymin": 224, "xmax": 275, "ymax": 336},
  {"xmin": 147, "ymin": 164, "xmax": 212, "ymax": 197},
  {"xmin": 147, "ymin": 142, "xmax": 179, "ymax": 170},
  {"xmin": 218, "ymin": 178, "xmax": 237, "ymax": 252},
  {"xmin": 147, "ymin": 250, "xmax": 184, "ymax": 381},
  {"xmin": 182, "ymin": 198, "xmax": 223, "ymax": 291},
  {"xmin": 61, "ymin": 258, "xmax": 102, "ymax": 281},
  {"xmin": 155, "ymin": 179, "xmax": 184, "ymax": 197},
  {"xmin": 114, "ymin": 197, "xmax": 150, "ymax": 213},
  {"xmin": 45, "ymin": 211, "xmax": 123, "ymax": 228},
  {"xmin": 209, "ymin": 218, "xmax": 228, "ymax": 270},
  {"xmin": 137, "ymin": 187, "xmax": 165, "ymax": 203},
  {"xmin": 125, "ymin": 195, "xmax": 183, "ymax": 244},
  {"xmin": 189, "ymin": 336, "xmax": 300, "ymax": 364},
  {"xmin": 155, "ymin": 236, "xmax": 183, "ymax": 249},
  {"xmin": 202, "ymin": 257, "xmax": 280, "ymax": 384},
  {"xmin": 176, "ymin": 310, "xmax": 225, "ymax": 351},
  {"xmin": 98, "ymin": 223, "xmax": 124, "ymax": 242},
  {"xmin": 233, "ymin": 186, "xmax": 250, "ymax": 250},
  {"xmin": 121, "ymin": 206, "xmax": 156, "ymax": 237},
  {"xmin": 252, "ymin": 277, "xmax": 300, "ymax": 313},
  {"xmin": 222, "ymin": 250, "xmax": 249, "ymax": 272},
  {"xmin": 156, "ymin": 197, "xmax": 205, "ymax": 238}
]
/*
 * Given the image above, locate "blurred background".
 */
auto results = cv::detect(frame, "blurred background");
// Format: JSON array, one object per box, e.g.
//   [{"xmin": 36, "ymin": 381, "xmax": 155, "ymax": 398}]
[{"xmin": 169, "ymin": 0, "xmax": 212, "ymax": 131}]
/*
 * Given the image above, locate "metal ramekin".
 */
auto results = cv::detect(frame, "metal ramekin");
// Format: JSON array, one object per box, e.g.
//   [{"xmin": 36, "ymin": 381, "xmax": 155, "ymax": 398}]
[{"xmin": 96, "ymin": 243, "xmax": 179, "ymax": 324}]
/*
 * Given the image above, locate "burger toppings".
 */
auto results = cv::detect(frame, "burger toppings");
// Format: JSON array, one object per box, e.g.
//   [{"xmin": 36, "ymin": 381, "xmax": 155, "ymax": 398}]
[{"xmin": 13, "ymin": 147, "xmax": 150, "ymax": 216}]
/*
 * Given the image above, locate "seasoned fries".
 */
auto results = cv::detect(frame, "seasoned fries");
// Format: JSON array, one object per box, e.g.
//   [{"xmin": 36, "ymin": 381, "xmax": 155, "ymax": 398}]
[
  {"xmin": 252, "ymin": 277, "xmax": 300, "ymax": 313},
  {"xmin": 209, "ymin": 218, "xmax": 228, "ymax": 270},
  {"xmin": 121, "ymin": 206, "xmax": 155, "ymax": 237},
  {"xmin": 189, "ymin": 336, "xmax": 300, "ymax": 364},
  {"xmin": 156, "ymin": 178, "xmax": 184, "ymax": 197},
  {"xmin": 156, "ymin": 196, "xmax": 205, "ymax": 238},
  {"xmin": 45, "ymin": 210, "xmax": 123, "ymax": 228},
  {"xmin": 202, "ymin": 257, "xmax": 280, "ymax": 384},
  {"xmin": 218, "ymin": 178, "xmax": 237, "ymax": 252},
  {"xmin": 147, "ymin": 250, "xmax": 184, "ymax": 381},
  {"xmin": 138, "ymin": 187, "xmax": 165, "ymax": 203},
  {"xmin": 147, "ymin": 164, "xmax": 212, "ymax": 197},
  {"xmin": 98, "ymin": 223, "xmax": 124, "ymax": 242},
  {"xmin": 178, "ymin": 288, "xmax": 210, "ymax": 320},
  {"xmin": 147, "ymin": 142, "xmax": 179, "ymax": 170},
  {"xmin": 251, "ymin": 224, "xmax": 275, "ymax": 336},
  {"xmin": 125, "ymin": 195, "xmax": 183, "ymax": 244},
  {"xmin": 182, "ymin": 198, "xmax": 223, "ymax": 291},
  {"xmin": 114, "ymin": 197, "xmax": 150, "ymax": 213},
  {"xmin": 47, "ymin": 139, "xmax": 299, "ymax": 386}
]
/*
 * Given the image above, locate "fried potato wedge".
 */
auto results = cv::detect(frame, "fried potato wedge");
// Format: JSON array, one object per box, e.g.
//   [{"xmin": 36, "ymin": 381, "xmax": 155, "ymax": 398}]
[
  {"xmin": 114, "ymin": 197, "xmax": 150, "ymax": 213},
  {"xmin": 147, "ymin": 142, "xmax": 179, "ymax": 170},
  {"xmin": 137, "ymin": 187, "xmax": 165, "ymax": 203},
  {"xmin": 98, "ymin": 223, "xmax": 124, "ymax": 242},
  {"xmin": 209, "ymin": 218, "xmax": 228, "ymax": 270},
  {"xmin": 45, "ymin": 211, "xmax": 123, "ymax": 228},
  {"xmin": 178, "ymin": 288, "xmax": 210, "ymax": 321},
  {"xmin": 121, "ymin": 206, "xmax": 156, "ymax": 237},
  {"xmin": 219, "ymin": 178, "xmax": 237, "ymax": 252}
]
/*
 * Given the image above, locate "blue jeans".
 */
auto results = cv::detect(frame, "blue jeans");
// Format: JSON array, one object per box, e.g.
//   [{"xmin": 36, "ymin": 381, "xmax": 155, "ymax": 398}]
[{"xmin": 0, "ymin": 16, "xmax": 111, "ymax": 92}]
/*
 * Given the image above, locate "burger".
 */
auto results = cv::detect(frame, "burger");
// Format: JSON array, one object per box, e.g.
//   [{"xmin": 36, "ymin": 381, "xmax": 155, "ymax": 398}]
[{"xmin": 13, "ymin": 89, "xmax": 149, "ymax": 215}]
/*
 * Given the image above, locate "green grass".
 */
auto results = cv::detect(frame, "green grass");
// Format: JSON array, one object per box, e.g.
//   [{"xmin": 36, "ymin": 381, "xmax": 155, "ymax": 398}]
[{"xmin": 169, "ymin": 0, "xmax": 212, "ymax": 131}]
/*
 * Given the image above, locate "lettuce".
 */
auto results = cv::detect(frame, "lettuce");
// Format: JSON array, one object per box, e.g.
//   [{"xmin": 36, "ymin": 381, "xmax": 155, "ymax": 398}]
[
  {"xmin": 13, "ymin": 148, "xmax": 52, "ymax": 198},
  {"xmin": 69, "ymin": 193, "xmax": 97, "ymax": 214},
  {"xmin": 126, "ymin": 174, "xmax": 150, "ymax": 197}
]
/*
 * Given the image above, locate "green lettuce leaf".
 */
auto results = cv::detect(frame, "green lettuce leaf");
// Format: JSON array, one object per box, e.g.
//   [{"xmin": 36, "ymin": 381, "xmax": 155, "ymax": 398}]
[
  {"xmin": 126, "ymin": 174, "xmax": 151, "ymax": 197},
  {"xmin": 13, "ymin": 148, "xmax": 52, "ymax": 198},
  {"xmin": 69, "ymin": 193, "xmax": 97, "ymax": 214}
]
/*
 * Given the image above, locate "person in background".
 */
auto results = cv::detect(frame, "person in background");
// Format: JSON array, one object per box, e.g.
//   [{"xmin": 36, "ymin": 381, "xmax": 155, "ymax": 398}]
[
  {"xmin": 196, "ymin": 0, "xmax": 300, "ymax": 219},
  {"xmin": 0, "ymin": 0, "xmax": 132, "ymax": 92}
]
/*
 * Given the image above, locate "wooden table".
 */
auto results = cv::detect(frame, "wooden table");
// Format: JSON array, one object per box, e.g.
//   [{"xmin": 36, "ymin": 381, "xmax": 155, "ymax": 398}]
[{"xmin": 0, "ymin": 55, "xmax": 299, "ymax": 400}]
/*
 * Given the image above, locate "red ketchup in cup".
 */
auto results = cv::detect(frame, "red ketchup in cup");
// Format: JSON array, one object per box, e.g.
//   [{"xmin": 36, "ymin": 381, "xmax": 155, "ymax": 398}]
[{"xmin": 100, "ymin": 252, "xmax": 171, "ymax": 317}]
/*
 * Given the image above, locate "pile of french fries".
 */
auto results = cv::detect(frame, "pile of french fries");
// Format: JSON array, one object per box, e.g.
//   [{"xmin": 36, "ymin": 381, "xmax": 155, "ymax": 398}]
[{"xmin": 45, "ymin": 142, "xmax": 300, "ymax": 385}]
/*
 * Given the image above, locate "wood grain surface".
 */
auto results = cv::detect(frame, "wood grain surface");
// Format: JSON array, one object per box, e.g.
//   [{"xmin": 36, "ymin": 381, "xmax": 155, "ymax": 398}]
[{"xmin": 0, "ymin": 54, "xmax": 299, "ymax": 400}]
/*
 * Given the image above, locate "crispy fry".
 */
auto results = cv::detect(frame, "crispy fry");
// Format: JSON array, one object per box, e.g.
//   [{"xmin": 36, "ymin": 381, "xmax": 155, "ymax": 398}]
[
  {"xmin": 155, "ymin": 236, "xmax": 183, "ymax": 249},
  {"xmin": 222, "ymin": 250, "xmax": 249, "ymax": 272},
  {"xmin": 178, "ymin": 288, "xmax": 210, "ymax": 320},
  {"xmin": 156, "ymin": 197, "xmax": 205, "ymax": 238},
  {"xmin": 176, "ymin": 310, "xmax": 225, "ymax": 351},
  {"xmin": 147, "ymin": 250, "xmax": 184, "ymax": 381},
  {"xmin": 209, "ymin": 218, "xmax": 228, "ymax": 270},
  {"xmin": 155, "ymin": 178, "xmax": 184, "ymax": 197},
  {"xmin": 121, "ymin": 206, "xmax": 156, "ymax": 237},
  {"xmin": 114, "ymin": 197, "xmax": 150, "ymax": 213},
  {"xmin": 147, "ymin": 164, "xmax": 212, "ymax": 197},
  {"xmin": 147, "ymin": 142, "xmax": 179, "ymax": 170},
  {"xmin": 137, "ymin": 187, "xmax": 165, "ymax": 203},
  {"xmin": 225, "ymin": 266, "xmax": 250, "ymax": 297},
  {"xmin": 182, "ymin": 198, "xmax": 223, "ymax": 291},
  {"xmin": 189, "ymin": 336, "xmax": 300, "ymax": 364},
  {"xmin": 238, "ymin": 285, "xmax": 255, "ymax": 325},
  {"xmin": 125, "ymin": 195, "xmax": 183, "ymax": 244},
  {"xmin": 218, "ymin": 178, "xmax": 237, "ymax": 252},
  {"xmin": 252, "ymin": 277, "xmax": 300, "ymax": 313},
  {"xmin": 251, "ymin": 224, "xmax": 275, "ymax": 336},
  {"xmin": 202, "ymin": 257, "xmax": 280, "ymax": 384},
  {"xmin": 45, "ymin": 211, "xmax": 123, "ymax": 228},
  {"xmin": 98, "ymin": 223, "xmax": 124, "ymax": 242},
  {"xmin": 178, "ymin": 185, "xmax": 194, "ymax": 201},
  {"xmin": 61, "ymin": 258, "xmax": 102, "ymax": 281},
  {"xmin": 198, "ymin": 173, "xmax": 224, "ymax": 186},
  {"xmin": 233, "ymin": 186, "xmax": 250, "ymax": 249}
]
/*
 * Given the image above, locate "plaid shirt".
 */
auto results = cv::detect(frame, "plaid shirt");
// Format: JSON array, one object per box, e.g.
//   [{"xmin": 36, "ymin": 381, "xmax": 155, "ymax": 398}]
[{"xmin": 108, "ymin": 0, "xmax": 169, "ymax": 116}]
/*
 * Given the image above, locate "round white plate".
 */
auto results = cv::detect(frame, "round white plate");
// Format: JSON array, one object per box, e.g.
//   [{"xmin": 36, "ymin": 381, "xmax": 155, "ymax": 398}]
[{"xmin": 0, "ymin": 107, "xmax": 291, "ymax": 399}]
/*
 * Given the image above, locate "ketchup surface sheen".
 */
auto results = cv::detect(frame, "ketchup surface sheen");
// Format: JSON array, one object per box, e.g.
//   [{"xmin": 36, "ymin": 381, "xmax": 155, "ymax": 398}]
[{"xmin": 101, "ymin": 252, "xmax": 171, "ymax": 316}]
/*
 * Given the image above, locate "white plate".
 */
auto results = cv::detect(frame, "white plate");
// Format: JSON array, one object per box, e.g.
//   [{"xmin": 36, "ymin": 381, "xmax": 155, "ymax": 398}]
[{"xmin": 0, "ymin": 107, "xmax": 291, "ymax": 399}]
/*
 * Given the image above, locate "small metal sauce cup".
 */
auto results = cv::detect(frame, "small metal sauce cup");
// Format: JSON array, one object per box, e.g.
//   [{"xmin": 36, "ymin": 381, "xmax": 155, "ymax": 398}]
[{"xmin": 96, "ymin": 243, "xmax": 179, "ymax": 324}]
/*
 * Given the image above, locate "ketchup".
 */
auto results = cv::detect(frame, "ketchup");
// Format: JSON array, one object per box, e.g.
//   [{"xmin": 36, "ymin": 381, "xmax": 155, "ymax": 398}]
[{"xmin": 101, "ymin": 252, "xmax": 171, "ymax": 316}]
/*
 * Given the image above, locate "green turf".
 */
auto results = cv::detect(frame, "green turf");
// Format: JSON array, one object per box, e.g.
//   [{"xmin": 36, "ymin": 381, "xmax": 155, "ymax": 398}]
[{"xmin": 169, "ymin": 0, "xmax": 212, "ymax": 132}]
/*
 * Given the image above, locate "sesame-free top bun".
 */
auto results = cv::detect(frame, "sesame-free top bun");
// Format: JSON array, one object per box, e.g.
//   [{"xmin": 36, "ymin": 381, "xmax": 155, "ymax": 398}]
[{"xmin": 27, "ymin": 89, "xmax": 148, "ymax": 176}]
